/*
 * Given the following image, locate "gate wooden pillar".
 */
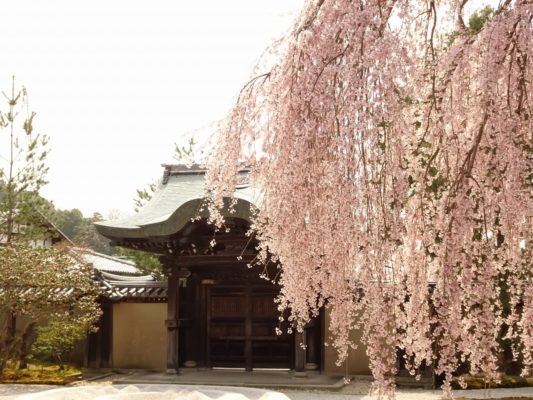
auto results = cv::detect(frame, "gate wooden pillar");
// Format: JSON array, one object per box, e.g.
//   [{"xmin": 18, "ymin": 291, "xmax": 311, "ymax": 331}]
[
  {"xmin": 305, "ymin": 318, "xmax": 319, "ymax": 371},
  {"xmin": 294, "ymin": 330, "xmax": 307, "ymax": 377},
  {"xmin": 162, "ymin": 256, "xmax": 180, "ymax": 374}
]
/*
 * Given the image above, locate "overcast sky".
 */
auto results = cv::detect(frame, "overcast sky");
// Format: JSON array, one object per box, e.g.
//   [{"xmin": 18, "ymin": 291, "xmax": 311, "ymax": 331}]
[
  {"xmin": 0, "ymin": 0, "xmax": 304, "ymax": 217},
  {"xmin": 0, "ymin": 0, "xmax": 496, "ymax": 218}
]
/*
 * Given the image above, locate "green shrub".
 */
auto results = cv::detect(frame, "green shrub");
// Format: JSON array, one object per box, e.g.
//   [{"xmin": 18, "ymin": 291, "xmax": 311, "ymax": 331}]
[{"xmin": 32, "ymin": 321, "xmax": 86, "ymax": 369}]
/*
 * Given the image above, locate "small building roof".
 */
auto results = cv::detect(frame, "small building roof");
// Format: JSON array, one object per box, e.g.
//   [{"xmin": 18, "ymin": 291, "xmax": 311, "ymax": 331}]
[
  {"xmin": 80, "ymin": 249, "xmax": 167, "ymax": 301},
  {"xmin": 94, "ymin": 164, "xmax": 262, "ymax": 241},
  {"xmin": 73, "ymin": 248, "xmax": 141, "ymax": 275}
]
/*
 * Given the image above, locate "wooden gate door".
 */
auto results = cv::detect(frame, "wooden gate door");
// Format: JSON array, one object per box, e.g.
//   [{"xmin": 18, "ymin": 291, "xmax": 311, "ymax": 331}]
[{"xmin": 207, "ymin": 285, "xmax": 292, "ymax": 370}]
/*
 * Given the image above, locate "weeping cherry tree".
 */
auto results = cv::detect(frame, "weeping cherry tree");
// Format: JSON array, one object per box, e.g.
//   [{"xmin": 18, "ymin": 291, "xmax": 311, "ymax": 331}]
[{"xmin": 205, "ymin": 0, "xmax": 532, "ymax": 397}]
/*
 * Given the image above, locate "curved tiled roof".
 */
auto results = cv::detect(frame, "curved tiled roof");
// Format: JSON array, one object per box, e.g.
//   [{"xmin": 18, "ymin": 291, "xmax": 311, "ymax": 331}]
[{"xmin": 94, "ymin": 165, "xmax": 262, "ymax": 240}]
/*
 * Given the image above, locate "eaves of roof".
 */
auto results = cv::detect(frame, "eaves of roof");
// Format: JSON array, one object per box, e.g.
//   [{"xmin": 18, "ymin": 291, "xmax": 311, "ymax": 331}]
[{"xmin": 94, "ymin": 167, "xmax": 263, "ymax": 241}]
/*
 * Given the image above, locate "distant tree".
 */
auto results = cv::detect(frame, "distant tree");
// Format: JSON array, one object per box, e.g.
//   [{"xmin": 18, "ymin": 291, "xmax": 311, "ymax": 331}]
[
  {"xmin": 72, "ymin": 212, "xmax": 114, "ymax": 255},
  {"xmin": 54, "ymin": 208, "xmax": 164, "ymax": 282},
  {"xmin": 52, "ymin": 208, "xmax": 115, "ymax": 255},
  {"xmin": 53, "ymin": 208, "xmax": 84, "ymax": 240}
]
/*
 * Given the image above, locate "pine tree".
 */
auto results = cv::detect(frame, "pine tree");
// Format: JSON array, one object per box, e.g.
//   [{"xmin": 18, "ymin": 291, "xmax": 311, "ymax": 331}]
[{"xmin": 0, "ymin": 77, "xmax": 50, "ymax": 244}]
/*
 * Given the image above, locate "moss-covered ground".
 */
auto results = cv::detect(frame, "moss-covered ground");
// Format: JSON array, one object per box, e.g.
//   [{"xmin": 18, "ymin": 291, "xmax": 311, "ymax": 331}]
[
  {"xmin": 0, "ymin": 361, "xmax": 82, "ymax": 385},
  {"xmin": 453, "ymin": 374, "xmax": 533, "ymax": 390}
]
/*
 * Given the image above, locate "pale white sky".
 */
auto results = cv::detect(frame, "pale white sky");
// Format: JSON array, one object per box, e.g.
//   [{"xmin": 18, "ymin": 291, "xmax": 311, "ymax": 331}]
[
  {"xmin": 0, "ymin": 0, "xmax": 496, "ymax": 218},
  {"xmin": 0, "ymin": 0, "xmax": 304, "ymax": 217}
]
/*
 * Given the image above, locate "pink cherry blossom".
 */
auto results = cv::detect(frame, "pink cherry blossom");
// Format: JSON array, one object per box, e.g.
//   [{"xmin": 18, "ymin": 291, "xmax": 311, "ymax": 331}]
[{"xmin": 206, "ymin": 1, "xmax": 532, "ymax": 397}]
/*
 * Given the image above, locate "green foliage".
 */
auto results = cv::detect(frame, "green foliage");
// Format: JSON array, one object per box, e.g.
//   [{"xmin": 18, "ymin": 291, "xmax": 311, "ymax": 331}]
[
  {"xmin": 468, "ymin": 6, "xmax": 495, "ymax": 34},
  {"xmin": 134, "ymin": 182, "xmax": 158, "ymax": 213},
  {"xmin": 446, "ymin": 6, "xmax": 495, "ymax": 47},
  {"xmin": 116, "ymin": 247, "xmax": 164, "ymax": 280},
  {"xmin": 0, "ymin": 243, "xmax": 101, "ymax": 374},
  {"xmin": 445, "ymin": 30, "xmax": 460, "ymax": 48},
  {"xmin": 32, "ymin": 321, "xmax": 86, "ymax": 368}
]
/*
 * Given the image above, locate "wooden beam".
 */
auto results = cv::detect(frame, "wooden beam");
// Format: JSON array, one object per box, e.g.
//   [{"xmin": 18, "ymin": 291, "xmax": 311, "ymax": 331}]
[{"xmin": 174, "ymin": 254, "xmax": 256, "ymax": 267}]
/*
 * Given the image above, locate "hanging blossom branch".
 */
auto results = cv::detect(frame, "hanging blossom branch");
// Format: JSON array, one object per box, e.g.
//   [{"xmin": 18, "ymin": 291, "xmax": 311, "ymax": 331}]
[{"xmin": 205, "ymin": 0, "xmax": 532, "ymax": 397}]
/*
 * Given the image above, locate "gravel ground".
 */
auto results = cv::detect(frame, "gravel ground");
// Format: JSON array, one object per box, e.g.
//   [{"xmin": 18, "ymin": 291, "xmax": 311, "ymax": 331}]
[
  {"xmin": 283, "ymin": 387, "xmax": 533, "ymax": 400},
  {"xmin": 283, "ymin": 380, "xmax": 533, "ymax": 399},
  {"xmin": 0, "ymin": 383, "xmax": 531, "ymax": 399},
  {"xmin": 0, "ymin": 385, "xmax": 55, "ymax": 399}
]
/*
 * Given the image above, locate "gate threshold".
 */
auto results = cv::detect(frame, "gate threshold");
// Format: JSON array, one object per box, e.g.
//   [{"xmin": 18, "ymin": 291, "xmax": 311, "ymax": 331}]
[
  {"xmin": 107, "ymin": 369, "xmax": 345, "ymax": 391},
  {"xmin": 212, "ymin": 367, "xmax": 290, "ymax": 372}
]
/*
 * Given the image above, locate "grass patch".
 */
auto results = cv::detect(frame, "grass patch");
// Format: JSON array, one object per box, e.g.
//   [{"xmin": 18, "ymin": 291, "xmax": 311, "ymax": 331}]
[{"xmin": 0, "ymin": 361, "xmax": 82, "ymax": 385}]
